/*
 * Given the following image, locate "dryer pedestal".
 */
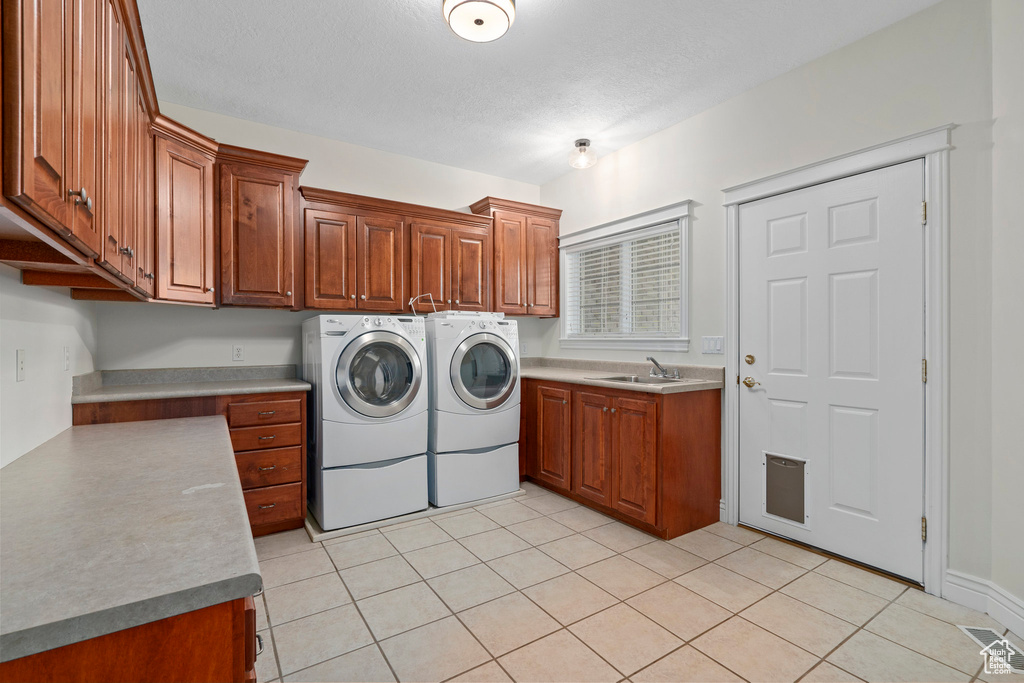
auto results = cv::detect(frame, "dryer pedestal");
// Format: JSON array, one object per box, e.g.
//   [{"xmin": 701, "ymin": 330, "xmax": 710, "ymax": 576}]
[
  {"xmin": 427, "ymin": 443, "xmax": 519, "ymax": 507},
  {"xmin": 312, "ymin": 454, "xmax": 428, "ymax": 531}
]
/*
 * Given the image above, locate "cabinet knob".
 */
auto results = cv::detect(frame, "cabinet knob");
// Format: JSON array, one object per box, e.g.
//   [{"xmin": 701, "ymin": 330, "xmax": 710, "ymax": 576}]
[
  {"xmin": 350, "ymin": 294, "xmax": 356, "ymax": 299},
  {"xmin": 207, "ymin": 287, "xmax": 215, "ymax": 293},
  {"xmin": 119, "ymin": 246, "xmax": 134, "ymax": 258},
  {"xmin": 611, "ymin": 408, "xmax": 616, "ymax": 413},
  {"xmin": 360, "ymin": 295, "xmax": 366, "ymax": 300},
  {"xmin": 562, "ymin": 400, "xmax": 567, "ymax": 404},
  {"xmin": 603, "ymin": 406, "xmax": 608, "ymax": 412},
  {"xmin": 144, "ymin": 272, "xmax": 154, "ymax": 280},
  {"xmin": 286, "ymin": 291, "xmax": 292, "ymax": 296},
  {"xmin": 455, "ymin": 300, "xmax": 460, "ymax": 304},
  {"xmin": 447, "ymin": 299, "xmax": 452, "ymax": 304},
  {"xmin": 68, "ymin": 188, "xmax": 92, "ymax": 212}
]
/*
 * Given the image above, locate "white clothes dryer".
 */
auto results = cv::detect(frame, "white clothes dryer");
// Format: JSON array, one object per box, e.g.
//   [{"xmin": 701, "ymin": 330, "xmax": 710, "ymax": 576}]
[
  {"xmin": 425, "ymin": 312, "xmax": 520, "ymax": 506},
  {"xmin": 302, "ymin": 314, "xmax": 429, "ymax": 530}
]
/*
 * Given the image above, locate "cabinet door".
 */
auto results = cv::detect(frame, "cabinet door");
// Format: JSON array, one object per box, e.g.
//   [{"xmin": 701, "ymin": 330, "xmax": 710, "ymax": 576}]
[
  {"xmin": 410, "ymin": 221, "xmax": 451, "ymax": 311},
  {"xmin": 117, "ymin": 47, "xmax": 137, "ymax": 286},
  {"xmin": 304, "ymin": 209, "xmax": 357, "ymax": 310},
  {"xmin": 356, "ymin": 215, "xmax": 405, "ymax": 311},
  {"xmin": 133, "ymin": 92, "xmax": 155, "ymax": 297},
  {"xmin": 526, "ymin": 216, "xmax": 558, "ymax": 316},
  {"xmin": 67, "ymin": 0, "xmax": 102, "ymax": 256},
  {"xmin": 573, "ymin": 391, "xmax": 613, "ymax": 507},
  {"xmin": 155, "ymin": 136, "xmax": 215, "ymax": 304},
  {"xmin": 219, "ymin": 163, "xmax": 296, "ymax": 307},
  {"xmin": 530, "ymin": 385, "xmax": 572, "ymax": 491},
  {"xmin": 3, "ymin": 0, "xmax": 72, "ymax": 234},
  {"xmin": 611, "ymin": 396, "xmax": 659, "ymax": 525},
  {"xmin": 97, "ymin": 0, "xmax": 126, "ymax": 277},
  {"xmin": 451, "ymin": 226, "xmax": 491, "ymax": 312},
  {"xmin": 492, "ymin": 211, "xmax": 528, "ymax": 315}
]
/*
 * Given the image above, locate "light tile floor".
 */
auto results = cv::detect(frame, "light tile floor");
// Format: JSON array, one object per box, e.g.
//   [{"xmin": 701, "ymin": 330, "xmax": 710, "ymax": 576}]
[{"xmin": 252, "ymin": 483, "xmax": 1018, "ymax": 683}]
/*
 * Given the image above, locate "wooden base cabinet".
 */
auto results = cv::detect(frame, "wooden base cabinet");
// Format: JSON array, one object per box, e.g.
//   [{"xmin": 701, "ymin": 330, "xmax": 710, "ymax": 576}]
[
  {"xmin": 72, "ymin": 391, "xmax": 307, "ymax": 537},
  {"xmin": 522, "ymin": 379, "xmax": 721, "ymax": 539},
  {"xmin": 0, "ymin": 597, "xmax": 257, "ymax": 683}
]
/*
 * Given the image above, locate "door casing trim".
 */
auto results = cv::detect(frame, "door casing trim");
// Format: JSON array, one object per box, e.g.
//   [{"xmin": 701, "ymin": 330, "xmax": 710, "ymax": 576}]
[{"xmin": 722, "ymin": 124, "xmax": 953, "ymax": 595}]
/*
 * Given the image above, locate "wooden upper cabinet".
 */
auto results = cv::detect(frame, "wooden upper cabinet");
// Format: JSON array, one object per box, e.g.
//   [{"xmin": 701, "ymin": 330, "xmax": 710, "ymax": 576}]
[
  {"xmin": 611, "ymin": 396, "xmax": 659, "ymax": 525},
  {"xmin": 2, "ymin": 0, "xmax": 105, "ymax": 255},
  {"xmin": 529, "ymin": 385, "xmax": 572, "ymax": 492},
  {"xmin": 451, "ymin": 226, "xmax": 491, "ymax": 312},
  {"xmin": 153, "ymin": 116, "xmax": 217, "ymax": 305},
  {"xmin": 304, "ymin": 209, "xmax": 357, "ymax": 310},
  {"xmin": 132, "ymin": 85, "xmax": 155, "ymax": 298},
  {"xmin": 409, "ymin": 220, "xmax": 491, "ymax": 312},
  {"xmin": 573, "ymin": 390, "xmax": 613, "ymax": 507},
  {"xmin": 217, "ymin": 146, "xmax": 307, "ymax": 308},
  {"xmin": 357, "ymin": 215, "xmax": 405, "ymax": 311},
  {"xmin": 526, "ymin": 216, "xmax": 558, "ymax": 316},
  {"xmin": 491, "ymin": 211, "xmax": 528, "ymax": 315},
  {"xmin": 67, "ymin": 0, "xmax": 103, "ymax": 257},
  {"xmin": 410, "ymin": 221, "xmax": 451, "ymax": 310},
  {"xmin": 470, "ymin": 198, "xmax": 562, "ymax": 317}
]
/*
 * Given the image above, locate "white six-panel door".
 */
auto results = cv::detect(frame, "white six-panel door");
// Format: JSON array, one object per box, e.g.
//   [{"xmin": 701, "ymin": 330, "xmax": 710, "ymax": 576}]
[{"xmin": 738, "ymin": 160, "xmax": 926, "ymax": 582}]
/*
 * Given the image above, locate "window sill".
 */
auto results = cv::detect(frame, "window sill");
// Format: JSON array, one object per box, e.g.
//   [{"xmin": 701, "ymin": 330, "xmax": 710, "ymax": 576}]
[{"xmin": 559, "ymin": 337, "xmax": 690, "ymax": 352}]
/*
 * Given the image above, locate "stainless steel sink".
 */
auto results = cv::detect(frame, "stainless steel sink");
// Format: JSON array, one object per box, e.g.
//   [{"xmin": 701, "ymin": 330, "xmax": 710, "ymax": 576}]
[{"xmin": 590, "ymin": 375, "xmax": 701, "ymax": 385}]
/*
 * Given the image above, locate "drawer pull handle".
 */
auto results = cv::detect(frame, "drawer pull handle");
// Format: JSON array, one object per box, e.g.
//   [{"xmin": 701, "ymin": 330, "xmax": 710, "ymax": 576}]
[
  {"xmin": 256, "ymin": 633, "xmax": 264, "ymax": 657},
  {"xmin": 258, "ymin": 465, "xmax": 276, "ymax": 471},
  {"xmin": 258, "ymin": 411, "xmax": 276, "ymax": 416},
  {"xmin": 258, "ymin": 435, "xmax": 276, "ymax": 441},
  {"xmin": 258, "ymin": 503, "xmax": 276, "ymax": 510}
]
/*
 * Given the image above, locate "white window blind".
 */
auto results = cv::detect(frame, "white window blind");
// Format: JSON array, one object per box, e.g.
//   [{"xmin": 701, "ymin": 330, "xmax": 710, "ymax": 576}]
[{"xmin": 565, "ymin": 224, "xmax": 682, "ymax": 339}]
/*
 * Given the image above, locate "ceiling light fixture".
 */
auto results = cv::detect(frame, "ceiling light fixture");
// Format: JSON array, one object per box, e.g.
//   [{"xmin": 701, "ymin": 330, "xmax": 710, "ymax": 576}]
[
  {"xmin": 569, "ymin": 139, "xmax": 597, "ymax": 169},
  {"xmin": 442, "ymin": 0, "xmax": 515, "ymax": 43}
]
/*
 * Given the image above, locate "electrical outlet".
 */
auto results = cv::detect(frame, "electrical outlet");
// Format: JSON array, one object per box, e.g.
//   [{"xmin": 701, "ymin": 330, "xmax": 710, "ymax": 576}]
[
  {"xmin": 232, "ymin": 344, "xmax": 244, "ymax": 362},
  {"xmin": 520, "ymin": 341, "xmax": 529, "ymax": 356},
  {"xmin": 16, "ymin": 349, "xmax": 25, "ymax": 381},
  {"xmin": 702, "ymin": 336, "xmax": 725, "ymax": 354},
  {"xmin": 63, "ymin": 346, "xmax": 70, "ymax": 372}
]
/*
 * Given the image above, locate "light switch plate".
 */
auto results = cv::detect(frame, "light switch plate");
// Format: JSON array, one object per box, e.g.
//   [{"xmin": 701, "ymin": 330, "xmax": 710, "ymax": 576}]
[
  {"xmin": 16, "ymin": 349, "xmax": 25, "ymax": 381},
  {"xmin": 702, "ymin": 336, "xmax": 725, "ymax": 354},
  {"xmin": 520, "ymin": 341, "xmax": 529, "ymax": 356},
  {"xmin": 63, "ymin": 346, "xmax": 70, "ymax": 371}
]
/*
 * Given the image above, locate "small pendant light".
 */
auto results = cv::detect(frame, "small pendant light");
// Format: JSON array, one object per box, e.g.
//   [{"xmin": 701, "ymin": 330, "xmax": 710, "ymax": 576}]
[
  {"xmin": 569, "ymin": 139, "xmax": 597, "ymax": 169},
  {"xmin": 443, "ymin": 0, "xmax": 516, "ymax": 43}
]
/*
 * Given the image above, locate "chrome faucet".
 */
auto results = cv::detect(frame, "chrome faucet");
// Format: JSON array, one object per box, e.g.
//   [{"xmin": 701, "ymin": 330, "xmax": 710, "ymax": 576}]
[{"xmin": 647, "ymin": 356, "xmax": 680, "ymax": 379}]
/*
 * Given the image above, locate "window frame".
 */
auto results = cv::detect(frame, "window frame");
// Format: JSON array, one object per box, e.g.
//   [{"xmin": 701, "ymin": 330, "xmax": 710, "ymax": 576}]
[{"xmin": 559, "ymin": 200, "xmax": 691, "ymax": 351}]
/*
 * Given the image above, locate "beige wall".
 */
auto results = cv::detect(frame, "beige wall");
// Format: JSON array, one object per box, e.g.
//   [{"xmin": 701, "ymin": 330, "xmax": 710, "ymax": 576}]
[
  {"xmin": 0, "ymin": 265, "xmax": 98, "ymax": 466},
  {"xmin": 534, "ymin": 0, "xmax": 998, "ymax": 583},
  {"xmin": 988, "ymin": 0, "xmax": 1024, "ymax": 602}
]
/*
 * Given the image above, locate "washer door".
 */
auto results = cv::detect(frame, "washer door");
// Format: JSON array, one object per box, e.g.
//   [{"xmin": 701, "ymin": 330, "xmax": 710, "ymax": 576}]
[
  {"xmin": 337, "ymin": 331, "xmax": 422, "ymax": 418},
  {"xmin": 450, "ymin": 332, "xmax": 518, "ymax": 410}
]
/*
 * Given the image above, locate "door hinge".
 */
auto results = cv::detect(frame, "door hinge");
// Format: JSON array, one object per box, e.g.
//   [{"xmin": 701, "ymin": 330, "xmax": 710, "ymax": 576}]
[
  {"xmin": 921, "ymin": 201, "xmax": 927, "ymax": 225},
  {"xmin": 922, "ymin": 516, "xmax": 927, "ymax": 542},
  {"xmin": 922, "ymin": 359, "xmax": 928, "ymax": 383}
]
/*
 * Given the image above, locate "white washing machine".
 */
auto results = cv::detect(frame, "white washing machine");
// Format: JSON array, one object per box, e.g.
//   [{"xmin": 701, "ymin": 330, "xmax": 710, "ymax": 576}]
[
  {"xmin": 302, "ymin": 314, "xmax": 429, "ymax": 530},
  {"xmin": 425, "ymin": 312, "xmax": 520, "ymax": 506}
]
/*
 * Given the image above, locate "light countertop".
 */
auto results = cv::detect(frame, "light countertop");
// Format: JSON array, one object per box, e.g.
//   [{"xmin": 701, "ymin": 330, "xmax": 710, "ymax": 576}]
[
  {"xmin": 71, "ymin": 365, "xmax": 311, "ymax": 404},
  {"xmin": 0, "ymin": 417, "xmax": 262, "ymax": 662},
  {"xmin": 520, "ymin": 358, "xmax": 724, "ymax": 394}
]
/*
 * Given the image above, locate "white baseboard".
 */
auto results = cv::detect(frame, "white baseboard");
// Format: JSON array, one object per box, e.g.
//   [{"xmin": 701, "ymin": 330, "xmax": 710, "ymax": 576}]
[
  {"xmin": 943, "ymin": 569, "xmax": 1024, "ymax": 638},
  {"xmin": 720, "ymin": 499, "xmax": 726, "ymax": 522}
]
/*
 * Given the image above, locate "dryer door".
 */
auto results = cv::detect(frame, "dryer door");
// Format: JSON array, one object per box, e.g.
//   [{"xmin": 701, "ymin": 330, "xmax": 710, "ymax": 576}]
[
  {"xmin": 450, "ymin": 332, "xmax": 518, "ymax": 410},
  {"xmin": 337, "ymin": 331, "xmax": 422, "ymax": 418}
]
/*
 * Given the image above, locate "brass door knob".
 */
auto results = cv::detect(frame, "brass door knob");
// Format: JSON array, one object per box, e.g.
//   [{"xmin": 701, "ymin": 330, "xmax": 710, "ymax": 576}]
[
  {"xmin": 745, "ymin": 354, "xmax": 756, "ymax": 365},
  {"xmin": 742, "ymin": 377, "xmax": 761, "ymax": 388}
]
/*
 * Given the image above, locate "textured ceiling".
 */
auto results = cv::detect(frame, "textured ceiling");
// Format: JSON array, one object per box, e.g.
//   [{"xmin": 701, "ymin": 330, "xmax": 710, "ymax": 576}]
[{"xmin": 137, "ymin": 0, "xmax": 940, "ymax": 185}]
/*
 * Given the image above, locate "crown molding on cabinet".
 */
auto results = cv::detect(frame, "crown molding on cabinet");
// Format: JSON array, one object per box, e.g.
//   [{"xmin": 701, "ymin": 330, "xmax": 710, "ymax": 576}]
[
  {"xmin": 151, "ymin": 115, "xmax": 219, "ymax": 158},
  {"xmin": 216, "ymin": 144, "xmax": 308, "ymax": 174},
  {"xmin": 470, "ymin": 197, "xmax": 563, "ymax": 220},
  {"xmin": 300, "ymin": 187, "xmax": 493, "ymax": 229}
]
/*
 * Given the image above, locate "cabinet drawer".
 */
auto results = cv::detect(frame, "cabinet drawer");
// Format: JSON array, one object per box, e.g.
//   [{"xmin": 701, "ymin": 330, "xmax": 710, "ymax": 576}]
[
  {"xmin": 227, "ymin": 399, "xmax": 302, "ymax": 428},
  {"xmin": 230, "ymin": 423, "xmax": 302, "ymax": 451},
  {"xmin": 244, "ymin": 483, "xmax": 303, "ymax": 527},
  {"xmin": 236, "ymin": 447, "xmax": 302, "ymax": 489}
]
